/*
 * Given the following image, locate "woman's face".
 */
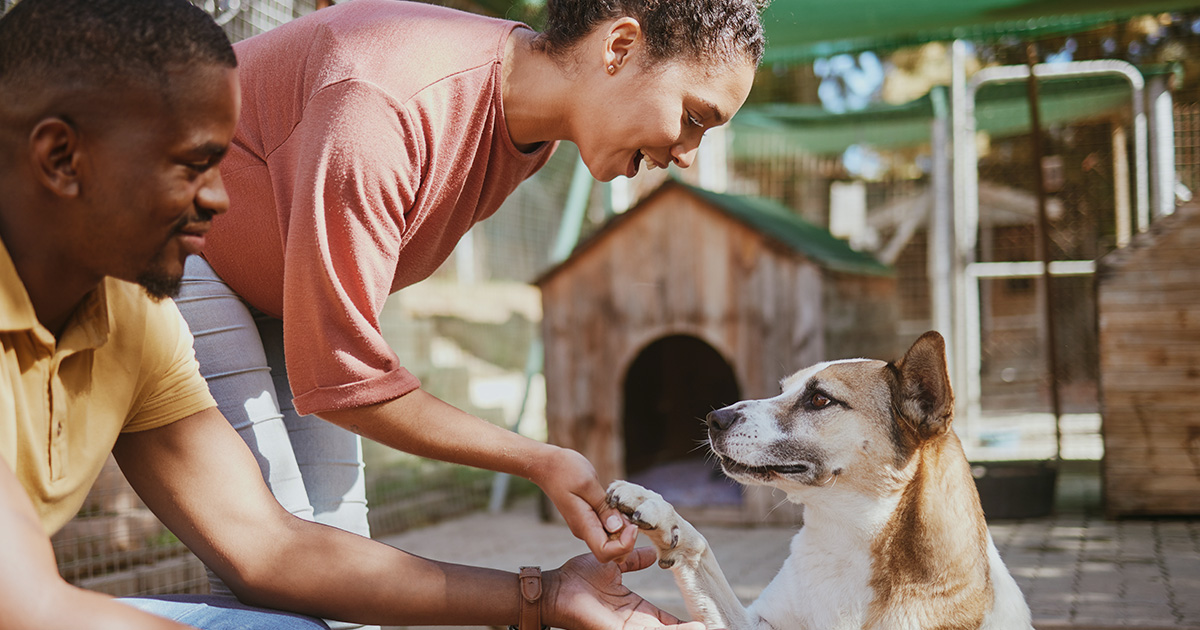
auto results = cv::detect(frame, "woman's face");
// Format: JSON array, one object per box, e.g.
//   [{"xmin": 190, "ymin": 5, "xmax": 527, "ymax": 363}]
[{"xmin": 576, "ymin": 54, "xmax": 756, "ymax": 182}]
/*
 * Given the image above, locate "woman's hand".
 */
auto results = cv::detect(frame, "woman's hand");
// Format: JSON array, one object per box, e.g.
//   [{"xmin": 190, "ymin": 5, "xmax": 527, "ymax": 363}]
[
  {"xmin": 544, "ymin": 548, "xmax": 705, "ymax": 630},
  {"xmin": 533, "ymin": 446, "xmax": 637, "ymax": 563}
]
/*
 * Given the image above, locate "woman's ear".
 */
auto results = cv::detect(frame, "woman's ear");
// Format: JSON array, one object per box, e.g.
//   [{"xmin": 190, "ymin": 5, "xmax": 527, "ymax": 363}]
[
  {"xmin": 29, "ymin": 117, "xmax": 82, "ymax": 198},
  {"xmin": 603, "ymin": 17, "xmax": 642, "ymax": 74}
]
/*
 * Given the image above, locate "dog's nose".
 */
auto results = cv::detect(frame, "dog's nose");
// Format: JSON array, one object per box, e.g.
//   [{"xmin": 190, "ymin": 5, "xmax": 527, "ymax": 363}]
[{"xmin": 706, "ymin": 407, "xmax": 739, "ymax": 432}]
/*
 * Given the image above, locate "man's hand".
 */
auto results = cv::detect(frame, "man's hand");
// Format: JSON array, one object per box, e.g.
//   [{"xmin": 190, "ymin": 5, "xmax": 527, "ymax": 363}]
[
  {"xmin": 544, "ymin": 548, "xmax": 705, "ymax": 630},
  {"xmin": 534, "ymin": 446, "xmax": 638, "ymax": 563}
]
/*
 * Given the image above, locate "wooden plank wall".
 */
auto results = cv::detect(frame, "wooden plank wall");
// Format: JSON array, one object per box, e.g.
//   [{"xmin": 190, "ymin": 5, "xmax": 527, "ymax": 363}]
[
  {"xmin": 1098, "ymin": 203, "xmax": 1200, "ymax": 516},
  {"xmin": 540, "ymin": 187, "xmax": 825, "ymax": 486}
]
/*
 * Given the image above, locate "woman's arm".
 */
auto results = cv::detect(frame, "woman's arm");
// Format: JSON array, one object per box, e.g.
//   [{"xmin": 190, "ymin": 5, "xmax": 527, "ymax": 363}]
[{"xmin": 320, "ymin": 389, "xmax": 639, "ymax": 562}]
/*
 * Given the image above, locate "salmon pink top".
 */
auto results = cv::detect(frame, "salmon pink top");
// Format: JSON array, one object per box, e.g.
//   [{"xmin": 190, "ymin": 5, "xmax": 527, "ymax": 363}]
[{"xmin": 202, "ymin": 0, "xmax": 555, "ymax": 415}]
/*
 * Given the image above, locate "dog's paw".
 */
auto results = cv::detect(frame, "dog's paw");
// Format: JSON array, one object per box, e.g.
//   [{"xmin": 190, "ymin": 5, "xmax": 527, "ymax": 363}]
[{"xmin": 606, "ymin": 480, "xmax": 687, "ymax": 568}]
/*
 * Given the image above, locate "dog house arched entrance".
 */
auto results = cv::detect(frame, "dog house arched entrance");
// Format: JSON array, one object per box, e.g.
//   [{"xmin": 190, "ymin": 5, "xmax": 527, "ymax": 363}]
[{"xmin": 622, "ymin": 334, "xmax": 742, "ymax": 507}]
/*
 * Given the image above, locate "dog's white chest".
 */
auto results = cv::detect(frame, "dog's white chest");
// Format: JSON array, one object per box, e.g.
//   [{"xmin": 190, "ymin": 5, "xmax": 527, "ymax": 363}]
[{"xmin": 748, "ymin": 528, "xmax": 876, "ymax": 630}]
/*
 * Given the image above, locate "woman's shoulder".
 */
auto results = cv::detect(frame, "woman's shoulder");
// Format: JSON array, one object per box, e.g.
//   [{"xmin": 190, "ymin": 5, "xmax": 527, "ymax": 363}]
[
  {"xmin": 240, "ymin": 0, "xmax": 517, "ymax": 102},
  {"xmin": 323, "ymin": 0, "xmax": 513, "ymax": 34}
]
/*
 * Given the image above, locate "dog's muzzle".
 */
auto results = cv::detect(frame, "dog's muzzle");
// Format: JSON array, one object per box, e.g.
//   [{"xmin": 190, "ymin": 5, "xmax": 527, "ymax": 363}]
[
  {"xmin": 706, "ymin": 407, "xmax": 740, "ymax": 432},
  {"xmin": 707, "ymin": 407, "xmax": 828, "ymax": 486}
]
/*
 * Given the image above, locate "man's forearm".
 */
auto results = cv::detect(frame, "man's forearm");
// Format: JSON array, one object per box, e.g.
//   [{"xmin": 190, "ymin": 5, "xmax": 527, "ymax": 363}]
[
  {"xmin": 224, "ymin": 516, "xmax": 525, "ymax": 627},
  {"xmin": 114, "ymin": 407, "xmax": 530, "ymax": 628}
]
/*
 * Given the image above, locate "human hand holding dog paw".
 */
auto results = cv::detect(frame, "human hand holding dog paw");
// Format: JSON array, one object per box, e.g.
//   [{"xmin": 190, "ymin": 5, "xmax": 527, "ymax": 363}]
[
  {"xmin": 534, "ymin": 446, "xmax": 638, "ymax": 563},
  {"xmin": 544, "ymin": 548, "xmax": 706, "ymax": 630}
]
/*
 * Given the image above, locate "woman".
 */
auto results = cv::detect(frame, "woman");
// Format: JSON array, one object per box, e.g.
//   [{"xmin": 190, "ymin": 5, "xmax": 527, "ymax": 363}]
[{"xmin": 177, "ymin": 0, "xmax": 764, "ymax": 623}]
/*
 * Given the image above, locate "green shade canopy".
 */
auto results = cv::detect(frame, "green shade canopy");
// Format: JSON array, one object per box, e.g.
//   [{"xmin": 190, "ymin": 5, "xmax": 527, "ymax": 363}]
[
  {"xmin": 730, "ymin": 67, "xmax": 1169, "ymax": 156},
  {"xmin": 763, "ymin": 0, "xmax": 1200, "ymax": 63},
  {"xmin": 481, "ymin": 0, "xmax": 1198, "ymax": 62}
]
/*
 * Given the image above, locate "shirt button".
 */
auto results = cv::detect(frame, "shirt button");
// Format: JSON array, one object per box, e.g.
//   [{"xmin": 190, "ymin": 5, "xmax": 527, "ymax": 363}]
[{"xmin": 56, "ymin": 422, "xmax": 63, "ymax": 437}]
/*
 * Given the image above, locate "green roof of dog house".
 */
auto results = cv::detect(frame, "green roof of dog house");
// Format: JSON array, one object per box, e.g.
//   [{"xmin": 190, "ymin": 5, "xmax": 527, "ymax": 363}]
[
  {"xmin": 679, "ymin": 182, "xmax": 892, "ymax": 276},
  {"xmin": 536, "ymin": 179, "xmax": 891, "ymax": 285}
]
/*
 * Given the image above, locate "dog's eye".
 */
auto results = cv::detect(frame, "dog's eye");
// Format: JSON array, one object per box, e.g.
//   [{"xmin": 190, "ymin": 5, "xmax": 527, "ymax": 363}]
[{"xmin": 809, "ymin": 393, "xmax": 832, "ymax": 409}]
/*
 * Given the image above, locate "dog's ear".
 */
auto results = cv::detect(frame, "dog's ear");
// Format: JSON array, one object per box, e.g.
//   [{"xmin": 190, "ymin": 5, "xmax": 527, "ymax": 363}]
[{"xmin": 893, "ymin": 331, "xmax": 955, "ymax": 440}]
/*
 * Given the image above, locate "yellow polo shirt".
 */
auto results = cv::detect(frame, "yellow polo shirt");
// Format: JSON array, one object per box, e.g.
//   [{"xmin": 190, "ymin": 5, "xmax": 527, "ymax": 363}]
[{"xmin": 0, "ymin": 238, "xmax": 216, "ymax": 534}]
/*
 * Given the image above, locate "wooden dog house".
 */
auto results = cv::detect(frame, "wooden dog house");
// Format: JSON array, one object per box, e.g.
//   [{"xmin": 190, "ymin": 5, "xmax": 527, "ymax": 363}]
[
  {"xmin": 537, "ymin": 180, "xmax": 896, "ymax": 524},
  {"xmin": 1098, "ymin": 202, "xmax": 1200, "ymax": 516}
]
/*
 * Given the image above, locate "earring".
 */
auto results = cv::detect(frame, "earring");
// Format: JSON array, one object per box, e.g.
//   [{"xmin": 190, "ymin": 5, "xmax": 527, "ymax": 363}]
[{"xmin": 607, "ymin": 64, "xmax": 616, "ymax": 74}]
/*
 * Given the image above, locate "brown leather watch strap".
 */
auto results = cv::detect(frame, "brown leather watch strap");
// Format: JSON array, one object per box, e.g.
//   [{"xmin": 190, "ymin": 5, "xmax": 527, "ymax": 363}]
[{"xmin": 515, "ymin": 566, "xmax": 544, "ymax": 630}]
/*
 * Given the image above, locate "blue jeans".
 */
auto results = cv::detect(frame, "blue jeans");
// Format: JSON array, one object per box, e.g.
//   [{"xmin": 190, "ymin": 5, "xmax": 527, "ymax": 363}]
[
  {"xmin": 120, "ymin": 595, "xmax": 329, "ymax": 629},
  {"xmin": 176, "ymin": 256, "xmax": 374, "ymax": 630}
]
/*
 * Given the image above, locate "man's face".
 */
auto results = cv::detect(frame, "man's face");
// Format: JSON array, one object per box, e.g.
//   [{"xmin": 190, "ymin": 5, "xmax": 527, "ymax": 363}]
[{"xmin": 81, "ymin": 63, "xmax": 240, "ymax": 299}]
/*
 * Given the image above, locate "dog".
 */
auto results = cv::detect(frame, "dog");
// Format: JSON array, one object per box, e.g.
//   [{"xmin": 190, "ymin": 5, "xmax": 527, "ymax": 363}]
[{"xmin": 607, "ymin": 332, "xmax": 1032, "ymax": 630}]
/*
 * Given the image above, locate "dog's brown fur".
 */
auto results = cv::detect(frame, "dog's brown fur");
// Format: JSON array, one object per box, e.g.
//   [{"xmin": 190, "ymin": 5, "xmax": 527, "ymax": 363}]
[
  {"xmin": 868, "ymin": 433, "xmax": 993, "ymax": 628},
  {"xmin": 867, "ymin": 333, "xmax": 994, "ymax": 629}
]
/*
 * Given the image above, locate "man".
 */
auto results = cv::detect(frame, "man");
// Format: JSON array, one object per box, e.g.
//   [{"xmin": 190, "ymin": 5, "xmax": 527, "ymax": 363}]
[{"xmin": 0, "ymin": 1, "xmax": 702, "ymax": 628}]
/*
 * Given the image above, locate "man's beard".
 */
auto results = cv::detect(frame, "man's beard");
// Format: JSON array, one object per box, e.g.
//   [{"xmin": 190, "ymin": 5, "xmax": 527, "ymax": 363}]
[
  {"xmin": 137, "ymin": 211, "xmax": 207, "ymax": 301},
  {"xmin": 137, "ymin": 261, "xmax": 183, "ymax": 301}
]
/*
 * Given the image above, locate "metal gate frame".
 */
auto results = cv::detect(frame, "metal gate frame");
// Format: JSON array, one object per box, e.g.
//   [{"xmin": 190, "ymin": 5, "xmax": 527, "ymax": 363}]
[{"xmin": 943, "ymin": 45, "xmax": 1177, "ymax": 445}]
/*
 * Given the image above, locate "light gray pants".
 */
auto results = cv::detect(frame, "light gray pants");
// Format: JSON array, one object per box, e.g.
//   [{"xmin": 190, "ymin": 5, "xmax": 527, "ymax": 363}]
[
  {"xmin": 120, "ymin": 595, "xmax": 329, "ymax": 629},
  {"xmin": 176, "ymin": 256, "xmax": 374, "ymax": 630}
]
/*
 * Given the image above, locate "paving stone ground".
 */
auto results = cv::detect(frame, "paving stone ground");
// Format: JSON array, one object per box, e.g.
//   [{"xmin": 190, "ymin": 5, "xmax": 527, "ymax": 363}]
[{"xmin": 377, "ymin": 462, "xmax": 1200, "ymax": 630}]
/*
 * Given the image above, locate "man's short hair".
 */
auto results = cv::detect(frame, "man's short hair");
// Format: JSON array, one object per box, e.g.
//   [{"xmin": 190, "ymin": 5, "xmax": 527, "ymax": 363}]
[{"xmin": 0, "ymin": 0, "xmax": 236, "ymax": 95}]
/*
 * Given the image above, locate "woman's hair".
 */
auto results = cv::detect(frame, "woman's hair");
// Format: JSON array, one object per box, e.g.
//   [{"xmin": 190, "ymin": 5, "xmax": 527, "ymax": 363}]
[{"xmin": 536, "ymin": 0, "xmax": 768, "ymax": 67}]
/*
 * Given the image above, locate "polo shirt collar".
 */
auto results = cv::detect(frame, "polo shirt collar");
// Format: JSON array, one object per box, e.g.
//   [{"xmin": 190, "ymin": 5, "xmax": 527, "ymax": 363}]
[
  {"xmin": 0, "ymin": 235, "xmax": 112, "ymax": 351},
  {"xmin": 60, "ymin": 280, "xmax": 111, "ymax": 353}
]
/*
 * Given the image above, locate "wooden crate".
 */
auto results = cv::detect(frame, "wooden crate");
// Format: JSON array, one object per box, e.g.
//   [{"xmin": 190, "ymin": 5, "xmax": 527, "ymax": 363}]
[{"xmin": 1097, "ymin": 203, "xmax": 1200, "ymax": 516}]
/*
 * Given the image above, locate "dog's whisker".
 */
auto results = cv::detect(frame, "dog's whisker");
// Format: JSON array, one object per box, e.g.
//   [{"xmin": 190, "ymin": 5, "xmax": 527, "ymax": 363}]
[
  {"xmin": 763, "ymin": 496, "xmax": 790, "ymax": 520},
  {"xmin": 820, "ymin": 471, "xmax": 839, "ymax": 487}
]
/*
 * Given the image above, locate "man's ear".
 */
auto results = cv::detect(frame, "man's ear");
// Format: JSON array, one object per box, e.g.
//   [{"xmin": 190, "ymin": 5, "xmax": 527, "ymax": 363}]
[
  {"xmin": 29, "ymin": 117, "xmax": 81, "ymax": 198},
  {"xmin": 603, "ymin": 17, "xmax": 642, "ymax": 74},
  {"xmin": 893, "ymin": 331, "xmax": 955, "ymax": 441}
]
